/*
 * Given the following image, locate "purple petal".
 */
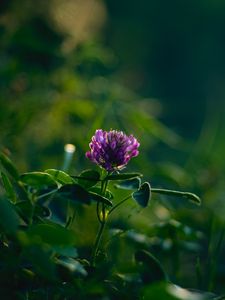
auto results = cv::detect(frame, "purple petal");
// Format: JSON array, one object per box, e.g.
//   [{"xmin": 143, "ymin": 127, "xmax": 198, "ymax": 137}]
[{"xmin": 86, "ymin": 129, "xmax": 140, "ymax": 171}]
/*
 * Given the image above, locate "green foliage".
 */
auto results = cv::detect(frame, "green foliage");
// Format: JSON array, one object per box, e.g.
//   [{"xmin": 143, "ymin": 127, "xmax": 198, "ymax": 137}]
[
  {"xmin": 1, "ymin": 1, "xmax": 225, "ymax": 298},
  {"xmin": 132, "ymin": 182, "xmax": 151, "ymax": 208},
  {"xmin": 0, "ymin": 152, "xmax": 206, "ymax": 299},
  {"xmin": 1, "ymin": 172, "xmax": 17, "ymax": 203},
  {"xmin": 25, "ymin": 223, "xmax": 76, "ymax": 247},
  {"xmin": 76, "ymin": 169, "xmax": 100, "ymax": 189},
  {"xmin": 57, "ymin": 184, "xmax": 91, "ymax": 205},
  {"xmin": 115, "ymin": 177, "xmax": 141, "ymax": 190},
  {"xmin": 20, "ymin": 172, "xmax": 57, "ymax": 189},
  {"xmin": 151, "ymin": 188, "xmax": 201, "ymax": 206},
  {"xmin": 45, "ymin": 169, "xmax": 75, "ymax": 185},
  {"xmin": 0, "ymin": 152, "xmax": 19, "ymax": 180},
  {"xmin": 89, "ymin": 191, "xmax": 113, "ymax": 206},
  {"xmin": 0, "ymin": 197, "xmax": 20, "ymax": 233}
]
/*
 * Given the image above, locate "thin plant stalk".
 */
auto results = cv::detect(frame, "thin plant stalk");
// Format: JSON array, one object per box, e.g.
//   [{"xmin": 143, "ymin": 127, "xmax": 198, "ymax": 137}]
[
  {"xmin": 91, "ymin": 176, "xmax": 108, "ymax": 266},
  {"xmin": 91, "ymin": 218, "xmax": 106, "ymax": 266},
  {"xmin": 108, "ymin": 195, "xmax": 131, "ymax": 215}
]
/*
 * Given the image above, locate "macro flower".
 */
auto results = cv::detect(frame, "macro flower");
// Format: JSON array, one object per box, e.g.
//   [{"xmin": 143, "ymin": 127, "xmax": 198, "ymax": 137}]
[{"xmin": 86, "ymin": 129, "xmax": 140, "ymax": 172}]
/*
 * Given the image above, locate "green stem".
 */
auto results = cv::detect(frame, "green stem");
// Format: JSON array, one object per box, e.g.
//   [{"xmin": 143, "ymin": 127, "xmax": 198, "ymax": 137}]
[
  {"xmin": 65, "ymin": 200, "xmax": 77, "ymax": 229},
  {"xmin": 108, "ymin": 195, "xmax": 131, "ymax": 215},
  {"xmin": 91, "ymin": 220, "xmax": 106, "ymax": 266},
  {"xmin": 151, "ymin": 188, "xmax": 201, "ymax": 205},
  {"xmin": 36, "ymin": 188, "xmax": 58, "ymax": 200},
  {"xmin": 96, "ymin": 200, "xmax": 101, "ymax": 223},
  {"xmin": 91, "ymin": 175, "xmax": 108, "ymax": 266},
  {"xmin": 28, "ymin": 191, "xmax": 36, "ymax": 225}
]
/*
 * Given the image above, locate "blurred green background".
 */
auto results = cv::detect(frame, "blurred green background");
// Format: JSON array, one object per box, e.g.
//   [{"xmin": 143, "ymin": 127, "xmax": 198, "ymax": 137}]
[{"xmin": 1, "ymin": 0, "xmax": 225, "ymax": 294}]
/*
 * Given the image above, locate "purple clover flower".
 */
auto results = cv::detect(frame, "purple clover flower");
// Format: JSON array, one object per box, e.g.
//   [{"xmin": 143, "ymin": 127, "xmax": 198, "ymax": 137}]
[{"xmin": 86, "ymin": 129, "xmax": 140, "ymax": 172}]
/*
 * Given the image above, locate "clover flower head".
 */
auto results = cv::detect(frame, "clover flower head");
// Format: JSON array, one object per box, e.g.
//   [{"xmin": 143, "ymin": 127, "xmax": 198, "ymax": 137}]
[{"xmin": 86, "ymin": 129, "xmax": 140, "ymax": 172}]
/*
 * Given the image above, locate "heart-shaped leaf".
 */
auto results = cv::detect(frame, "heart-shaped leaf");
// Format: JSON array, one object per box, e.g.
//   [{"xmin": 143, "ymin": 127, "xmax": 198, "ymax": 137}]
[
  {"xmin": 132, "ymin": 182, "xmax": 151, "ymax": 207},
  {"xmin": 76, "ymin": 169, "xmax": 100, "ymax": 189},
  {"xmin": 57, "ymin": 184, "xmax": 91, "ymax": 205},
  {"xmin": 89, "ymin": 186, "xmax": 114, "ymax": 200},
  {"xmin": 115, "ymin": 177, "xmax": 141, "ymax": 190},
  {"xmin": 89, "ymin": 191, "xmax": 113, "ymax": 206},
  {"xmin": 20, "ymin": 172, "xmax": 57, "ymax": 189},
  {"xmin": 45, "ymin": 169, "xmax": 74, "ymax": 185}
]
